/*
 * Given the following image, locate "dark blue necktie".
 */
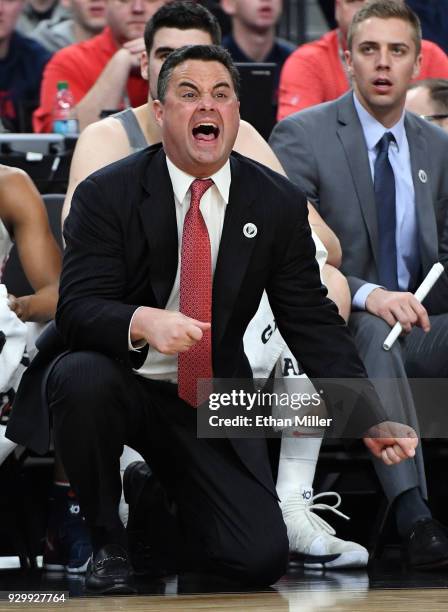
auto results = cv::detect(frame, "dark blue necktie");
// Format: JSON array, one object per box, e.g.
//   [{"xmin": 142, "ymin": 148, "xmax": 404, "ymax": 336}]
[{"xmin": 374, "ymin": 132, "xmax": 398, "ymax": 291}]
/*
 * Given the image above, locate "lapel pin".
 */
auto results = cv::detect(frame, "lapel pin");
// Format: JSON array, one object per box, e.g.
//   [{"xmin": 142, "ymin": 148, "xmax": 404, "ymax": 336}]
[
  {"xmin": 243, "ymin": 223, "xmax": 257, "ymax": 238},
  {"xmin": 418, "ymin": 169, "xmax": 428, "ymax": 183}
]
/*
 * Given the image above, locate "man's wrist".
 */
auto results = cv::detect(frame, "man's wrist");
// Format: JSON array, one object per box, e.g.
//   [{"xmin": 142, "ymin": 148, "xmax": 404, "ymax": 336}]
[
  {"xmin": 365, "ymin": 287, "xmax": 387, "ymax": 311},
  {"xmin": 353, "ymin": 283, "xmax": 383, "ymax": 310},
  {"xmin": 129, "ymin": 306, "xmax": 147, "ymax": 349},
  {"xmin": 112, "ymin": 48, "xmax": 133, "ymax": 71}
]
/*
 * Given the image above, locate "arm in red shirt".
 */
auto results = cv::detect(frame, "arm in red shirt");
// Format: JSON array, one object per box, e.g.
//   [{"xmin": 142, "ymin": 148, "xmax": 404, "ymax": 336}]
[{"xmin": 33, "ymin": 35, "xmax": 145, "ymax": 133}]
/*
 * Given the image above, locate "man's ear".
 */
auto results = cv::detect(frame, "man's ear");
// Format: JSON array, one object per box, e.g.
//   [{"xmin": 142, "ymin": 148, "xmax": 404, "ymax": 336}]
[
  {"xmin": 412, "ymin": 53, "xmax": 422, "ymax": 80},
  {"xmin": 153, "ymin": 99, "xmax": 163, "ymax": 126},
  {"xmin": 140, "ymin": 51, "xmax": 149, "ymax": 81},
  {"xmin": 344, "ymin": 49, "xmax": 354, "ymax": 78}
]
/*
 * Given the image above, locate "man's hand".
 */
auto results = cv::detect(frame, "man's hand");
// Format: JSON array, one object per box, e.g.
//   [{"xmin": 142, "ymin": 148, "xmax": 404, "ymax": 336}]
[
  {"xmin": 7, "ymin": 294, "xmax": 30, "ymax": 321},
  {"xmin": 365, "ymin": 288, "xmax": 430, "ymax": 334},
  {"xmin": 363, "ymin": 421, "xmax": 418, "ymax": 465},
  {"xmin": 130, "ymin": 306, "xmax": 211, "ymax": 354},
  {"xmin": 121, "ymin": 37, "xmax": 146, "ymax": 71}
]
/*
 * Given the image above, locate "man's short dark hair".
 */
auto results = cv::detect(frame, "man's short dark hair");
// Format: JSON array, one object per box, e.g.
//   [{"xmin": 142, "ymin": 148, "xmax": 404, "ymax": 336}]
[
  {"xmin": 347, "ymin": 0, "xmax": 422, "ymax": 55},
  {"xmin": 409, "ymin": 78, "xmax": 448, "ymax": 114},
  {"xmin": 144, "ymin": 1, "xmax": 222, "ymax": 55},
  {"xmin": 157, "ymin": 44, "xmax": 240, "ymax": 102}
]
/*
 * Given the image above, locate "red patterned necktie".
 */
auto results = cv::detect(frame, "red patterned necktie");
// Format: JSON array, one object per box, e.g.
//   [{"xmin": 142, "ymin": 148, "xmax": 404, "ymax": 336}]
[{"xmin": 178, "ymin": 178, "xmax": 214, "ymax": 407}]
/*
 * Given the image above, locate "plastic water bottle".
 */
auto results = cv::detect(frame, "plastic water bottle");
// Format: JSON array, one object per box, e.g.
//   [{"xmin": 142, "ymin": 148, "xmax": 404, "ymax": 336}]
[{"xmin": 52, "ymin": 81, "xmax": 78, "ymax": 135}]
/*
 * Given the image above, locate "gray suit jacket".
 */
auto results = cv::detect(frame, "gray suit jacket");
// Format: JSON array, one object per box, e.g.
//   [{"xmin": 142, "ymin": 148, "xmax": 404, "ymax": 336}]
[{"xmin": 269, "ymin": 91, "xmax": 448, "ymax": 314}]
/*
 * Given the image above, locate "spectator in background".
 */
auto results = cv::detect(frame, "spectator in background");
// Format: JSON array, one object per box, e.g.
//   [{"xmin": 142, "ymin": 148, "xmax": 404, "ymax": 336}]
[
  {"xmin": 407, "ymin": 1, "xmax": 448, "ymax": 55},
  {"xmin": 17, "ymin": 0, "xmax": 70, "ymax": 35},
  {"xmin": 278, "ymin": 0, "xmax": 448, "ymax": 120},
  {"xmin": 33, "ymin": 0, "xmax": 170, "ymax": 133},
  {"xmin": 220, "ymin": 0, "xmax": 294, "ymax": 116},
  {"xmin": 30, "ymin": 0, "xmax": 107, "ymax": 53},
  {"xmin": 406, "ymin": 78, "xmax": 448, "ymax": 132},
  {"xmin": 0, "ymin": 0, "xmax": 51, "ymax": 131}
]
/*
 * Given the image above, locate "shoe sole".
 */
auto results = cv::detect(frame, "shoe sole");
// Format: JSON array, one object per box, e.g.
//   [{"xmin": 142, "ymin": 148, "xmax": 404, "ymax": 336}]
[
  {"xmin": 291, "ymin": 550, "xmax": 369, "ymax": 569},
  {"xmin": 86, "ymin": 581, "xmax": 138, "ymax": 595}
]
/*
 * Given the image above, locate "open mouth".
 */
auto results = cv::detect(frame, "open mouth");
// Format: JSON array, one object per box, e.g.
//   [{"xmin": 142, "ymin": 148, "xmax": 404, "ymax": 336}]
[
  {"xmin": 192, "ymin": 123, "xmax": 220, "ymax": 142},
  {"xmin": 373, "ymin": 78, "xmax": 392, "ymax": 91}
]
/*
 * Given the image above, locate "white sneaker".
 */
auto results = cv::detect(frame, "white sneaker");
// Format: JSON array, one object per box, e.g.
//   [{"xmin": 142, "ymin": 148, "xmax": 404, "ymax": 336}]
[{"xmin": 280, "ymin": 485, "xmax": 369, "ymax": 569}]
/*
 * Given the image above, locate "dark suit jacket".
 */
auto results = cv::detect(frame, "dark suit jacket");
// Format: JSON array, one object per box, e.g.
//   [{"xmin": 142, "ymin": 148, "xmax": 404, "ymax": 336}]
[
  {"xmin": 7, "ymin": 144, "xmax": 384, "ymax": 495},
  {"xmin": 269, "ymin": 91, "xmax": 448, "ymax": 314}
]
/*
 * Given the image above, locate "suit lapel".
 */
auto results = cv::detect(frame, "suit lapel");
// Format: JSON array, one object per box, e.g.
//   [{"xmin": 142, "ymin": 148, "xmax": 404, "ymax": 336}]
[
  {"xmin": 405, "ymin": 114, "xmax": 439, "ymax": 273},
  {"xmin": 138, "ymin": 148, "xmax": 178, "ymax": 308},
  {"xmin": 336, "ymin": 93, "xmax": 380, "ymax": 270},
  {"xmin": 213, "ymin": 155, "xmax": 257, "ymax": 348}
]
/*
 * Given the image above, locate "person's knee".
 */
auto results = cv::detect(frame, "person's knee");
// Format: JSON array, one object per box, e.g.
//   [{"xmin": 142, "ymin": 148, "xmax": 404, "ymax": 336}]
[{"xmin": 47, "ymin": 351, "xmax": 120, "ymax": 414}]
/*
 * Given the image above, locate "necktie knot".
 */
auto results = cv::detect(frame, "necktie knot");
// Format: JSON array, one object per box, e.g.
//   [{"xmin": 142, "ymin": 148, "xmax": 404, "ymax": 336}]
[
  {"xmin": 376, "ymin": 131, "xmax": 395, "ymax": 155},
  {"xmin": 190, "ymin": 179, "xmax": 214, "ymax": 210}
]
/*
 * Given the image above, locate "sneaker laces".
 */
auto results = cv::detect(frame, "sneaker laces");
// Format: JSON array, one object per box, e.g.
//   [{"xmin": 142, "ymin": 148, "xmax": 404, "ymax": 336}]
[{"xmin": 282, "ymin": 491, "xmax": 350, "ymax": 537}]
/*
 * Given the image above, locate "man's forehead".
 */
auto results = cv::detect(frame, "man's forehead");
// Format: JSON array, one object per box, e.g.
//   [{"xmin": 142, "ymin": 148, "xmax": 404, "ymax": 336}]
[
  {"xmin": 172, "ymin": 60, "xmax": 233, "ymax": 85},
  {"xmin": 152, "ymin": 27, "xmax": 213, "ymax": 53},
  {"xmin": 352, "ymin": 16, "xmax": 415, "ymax": 45}
]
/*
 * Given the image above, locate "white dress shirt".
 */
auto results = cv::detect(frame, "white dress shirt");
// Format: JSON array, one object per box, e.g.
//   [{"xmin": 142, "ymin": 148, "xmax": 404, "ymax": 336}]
[
  {"xmin": 130, "ymin": 156, "xmax": 231, "ymax": 382},
  {"xmin": 352, "ymin": 93, "xmax": 420, "ymax": 309}
]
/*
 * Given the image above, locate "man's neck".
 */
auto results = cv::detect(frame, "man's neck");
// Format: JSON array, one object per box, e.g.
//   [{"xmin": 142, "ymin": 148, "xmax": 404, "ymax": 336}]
[
  {"xmin": 354, "ymin": 89, "xmax": 405, "ymax": 129},
  {"xmin": 231, "ymin": 20, "xmax": 275, "ymax": 62},
  {"xmin": 337, "ymin": 28, "xmax": 348, "ymax": 51},
  {"xmin": 73, "ymin": 22, "xmax": 101, "ymax": 44}
]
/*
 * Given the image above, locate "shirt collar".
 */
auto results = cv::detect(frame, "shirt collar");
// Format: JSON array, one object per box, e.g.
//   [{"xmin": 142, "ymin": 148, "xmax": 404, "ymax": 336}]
[
  {"xmin": 165, "ymin": 156, "xmax": 231, "ymax": 205},
  {"xmin": 353, "ymin": 91, "xmax": 406, "ymax": 152}
]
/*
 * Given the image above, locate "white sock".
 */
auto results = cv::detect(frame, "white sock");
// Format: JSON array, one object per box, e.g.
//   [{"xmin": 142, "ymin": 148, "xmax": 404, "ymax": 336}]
[
  {"xmin": 276, "ymin": 434, "xmax": 323, "ymax": 503},
  {"xmin": 0, "ymin": 424, "xmax": 17, "ymax": 467}
]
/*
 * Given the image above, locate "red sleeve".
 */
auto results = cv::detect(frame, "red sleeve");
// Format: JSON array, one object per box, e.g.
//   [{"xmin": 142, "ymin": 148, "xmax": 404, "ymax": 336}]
[
  {"xmin": 277, "ymin": 50, "xmax": 328, "ymax": 120},
  {"xmin": 32, "ymin": 47, "xmax": 90, "ymax": 133},
  {"xmin": 419, "ymin": 41, "xmax": 448, "ymax": 80}
]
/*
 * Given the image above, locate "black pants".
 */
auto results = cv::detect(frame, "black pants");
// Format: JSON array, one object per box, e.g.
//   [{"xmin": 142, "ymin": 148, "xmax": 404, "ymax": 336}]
[{"xmin": 47, "ymin": 351, "xmax": 288, "ymax": 586}]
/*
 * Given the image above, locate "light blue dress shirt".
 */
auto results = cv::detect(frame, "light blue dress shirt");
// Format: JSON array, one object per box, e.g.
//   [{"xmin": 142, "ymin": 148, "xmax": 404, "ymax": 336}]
[{"xmin": 352, "ymin": 93, "xmax": 420, "ymax": 310}]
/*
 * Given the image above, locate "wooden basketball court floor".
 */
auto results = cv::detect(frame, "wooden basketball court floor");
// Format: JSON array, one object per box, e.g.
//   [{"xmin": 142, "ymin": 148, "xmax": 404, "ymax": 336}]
[{"xmin": 1, "ymin": 557, "xmax": 448, "ymax": 612}]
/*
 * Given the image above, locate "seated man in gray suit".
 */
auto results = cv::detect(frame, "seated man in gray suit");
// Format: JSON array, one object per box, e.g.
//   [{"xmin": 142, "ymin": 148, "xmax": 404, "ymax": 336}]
[{"xmin": 270, "ymin": 0, "xmax": 448, "ymax": 569}]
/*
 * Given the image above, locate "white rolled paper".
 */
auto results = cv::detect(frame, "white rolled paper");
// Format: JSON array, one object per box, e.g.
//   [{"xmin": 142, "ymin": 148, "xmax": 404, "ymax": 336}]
[{"xmin": 382, "ymin": 262, "xmax": 445, "ymax": 351}]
